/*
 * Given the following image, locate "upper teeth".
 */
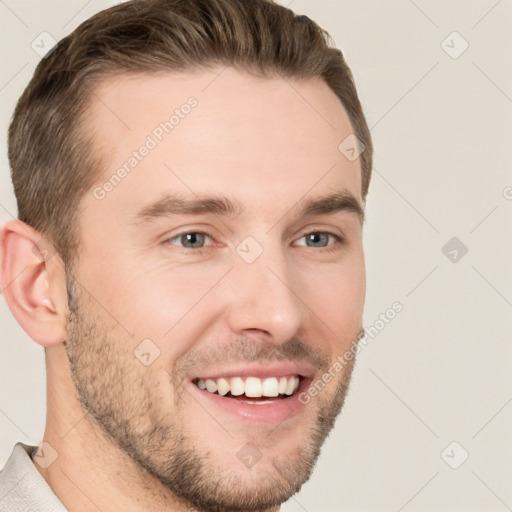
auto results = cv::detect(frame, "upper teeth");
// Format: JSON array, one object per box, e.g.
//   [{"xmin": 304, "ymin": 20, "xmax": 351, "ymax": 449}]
[{"xmin": 195, "ymin": 375, "xmax": 300, "ymax": 397}]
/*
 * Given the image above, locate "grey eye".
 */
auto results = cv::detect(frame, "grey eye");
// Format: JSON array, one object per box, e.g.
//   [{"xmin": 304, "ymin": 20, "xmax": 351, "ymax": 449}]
[
  {"xmin": 306, "ymin": 233, "xmax": 329, "ymax": 247},
  {"xmin": 297, "ymin": 231, "xmax": 340, "ymax": 249},
  {"xmin": 169, "ymin": 232, "xmax": 210, "ymax": 249}
]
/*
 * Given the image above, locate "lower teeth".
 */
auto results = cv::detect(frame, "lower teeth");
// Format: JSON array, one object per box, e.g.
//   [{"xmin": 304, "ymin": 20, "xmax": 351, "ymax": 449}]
[{"xmin": 239, "ymin": 399, "xmax": 277, "ymax": 405}]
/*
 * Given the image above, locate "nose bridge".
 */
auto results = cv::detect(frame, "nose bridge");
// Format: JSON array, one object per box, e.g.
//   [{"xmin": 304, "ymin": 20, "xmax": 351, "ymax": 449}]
[{"xmin": 225, "ymin": 236, "xmax": 304, "ymax": 341}]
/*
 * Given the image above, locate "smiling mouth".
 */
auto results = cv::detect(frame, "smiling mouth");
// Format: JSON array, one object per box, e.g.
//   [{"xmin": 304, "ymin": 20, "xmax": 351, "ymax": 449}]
[{"xmin": 192, "ymin": 375, "xmax": 302, "ymax": 403}]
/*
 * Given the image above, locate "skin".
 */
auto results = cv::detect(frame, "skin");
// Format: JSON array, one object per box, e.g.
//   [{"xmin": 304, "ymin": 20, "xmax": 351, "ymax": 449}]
[{"xmin": 0, "ymin": 67, "xmax": 366, "ymax": 511}]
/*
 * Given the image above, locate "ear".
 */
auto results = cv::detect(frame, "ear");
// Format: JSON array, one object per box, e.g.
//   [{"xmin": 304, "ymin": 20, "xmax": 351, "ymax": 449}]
[{"xmin": 0, "ymin": 220, "xmax": 68, "ymax": 347}]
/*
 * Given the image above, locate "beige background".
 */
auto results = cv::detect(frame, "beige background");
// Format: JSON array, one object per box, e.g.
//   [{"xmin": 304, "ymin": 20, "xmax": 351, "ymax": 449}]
[{"xmin": 1, "ymin": 1, "xmax": 511, "ymax": 510}]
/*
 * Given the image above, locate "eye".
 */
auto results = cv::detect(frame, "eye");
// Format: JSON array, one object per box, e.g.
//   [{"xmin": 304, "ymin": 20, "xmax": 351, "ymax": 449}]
[
  {"xmin": 295, "ymin": 231, "xmax": 342, "ymax": 249},
  {"xmin": 166, "ymin": 231, "xmax": 213, "ymax": 250}
]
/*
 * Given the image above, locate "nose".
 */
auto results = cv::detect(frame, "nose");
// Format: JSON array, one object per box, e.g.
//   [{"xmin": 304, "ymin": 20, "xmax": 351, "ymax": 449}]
[{"xmin": 223, "ymin": 243, "xmax": 305, "ymax": 344}]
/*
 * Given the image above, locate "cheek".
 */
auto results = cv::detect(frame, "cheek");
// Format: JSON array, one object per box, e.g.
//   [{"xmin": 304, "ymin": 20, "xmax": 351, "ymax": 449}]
[
  {"xmin": 136, "ymin": 263, "xmax": 224, "ymax": 316},
  {"xmin": 108, "ymin": 264, "xmax": 228, "ymax": 363},
  {"xmin": 303, "ymin": 256, "xmax": 365, "ymax": 344}
]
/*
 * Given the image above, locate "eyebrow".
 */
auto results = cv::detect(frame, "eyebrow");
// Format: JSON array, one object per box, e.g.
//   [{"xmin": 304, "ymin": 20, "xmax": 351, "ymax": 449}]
[{"xmin": 134, "ymin": 191, "xmax": 365, "ymax": 224}]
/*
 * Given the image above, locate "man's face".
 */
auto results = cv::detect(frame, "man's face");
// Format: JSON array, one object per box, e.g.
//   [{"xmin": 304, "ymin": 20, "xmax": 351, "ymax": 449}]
[{"xmin": 65, "ymin": 68, "xmax": 365, "ymax": 511}]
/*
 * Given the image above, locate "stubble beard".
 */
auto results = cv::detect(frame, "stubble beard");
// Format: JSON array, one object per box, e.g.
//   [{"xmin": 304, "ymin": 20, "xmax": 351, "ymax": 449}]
[{"xmin": 63, "ymin": 272, "xmax": 356, "ymax": 512}]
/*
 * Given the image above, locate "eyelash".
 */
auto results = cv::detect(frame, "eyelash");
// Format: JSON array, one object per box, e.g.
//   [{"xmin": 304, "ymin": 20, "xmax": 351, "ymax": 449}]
[{"xmin": 165, "ymin": 230, "xmax": 344, "ymax": 253}]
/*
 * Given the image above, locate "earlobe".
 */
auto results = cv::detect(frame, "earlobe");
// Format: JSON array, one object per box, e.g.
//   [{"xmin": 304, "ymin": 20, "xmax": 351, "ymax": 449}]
[{"xmin": 0, "ymin": 220, "xmax": 67, "ymax": 347}]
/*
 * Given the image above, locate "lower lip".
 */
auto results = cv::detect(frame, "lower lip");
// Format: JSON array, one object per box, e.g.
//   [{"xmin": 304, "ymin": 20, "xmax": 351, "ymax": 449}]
[{"xmin": 188, "ymin": 378, "xmax": 312, "ymax": 424}]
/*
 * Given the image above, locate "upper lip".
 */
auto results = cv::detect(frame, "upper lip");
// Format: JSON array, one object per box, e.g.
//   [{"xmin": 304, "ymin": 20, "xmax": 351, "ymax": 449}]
[{"xmin": 190, "ymin": 362, "xmax": 316, "ymax": 381}]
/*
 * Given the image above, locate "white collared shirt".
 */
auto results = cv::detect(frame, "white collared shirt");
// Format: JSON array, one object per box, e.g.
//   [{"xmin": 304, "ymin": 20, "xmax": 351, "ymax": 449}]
[{"xmin": 0, "ymin": 443, "xmax": 67, "ymax": 511}]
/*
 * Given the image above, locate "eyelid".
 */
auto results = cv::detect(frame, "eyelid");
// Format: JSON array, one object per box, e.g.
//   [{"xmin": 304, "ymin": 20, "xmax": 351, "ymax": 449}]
[
  {"xmin": 161, "ymin": 222, "xmax": 217, "ymax": 240},
  {"xmin": 294, "ymin": 224, "xmax": 345, "ymax": 242}
]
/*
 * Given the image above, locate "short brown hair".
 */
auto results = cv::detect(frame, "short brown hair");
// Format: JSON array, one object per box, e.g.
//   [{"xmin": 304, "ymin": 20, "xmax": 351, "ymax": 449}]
[{"xmin": 8, "ymin": 0, "xmax": 373, "ymax": 265}]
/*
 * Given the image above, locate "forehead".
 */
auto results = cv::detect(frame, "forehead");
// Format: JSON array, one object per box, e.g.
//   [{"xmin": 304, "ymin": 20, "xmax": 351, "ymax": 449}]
[{"xmin": 83, "ymin": 68, "xmax": 362, "ymax": 219}]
